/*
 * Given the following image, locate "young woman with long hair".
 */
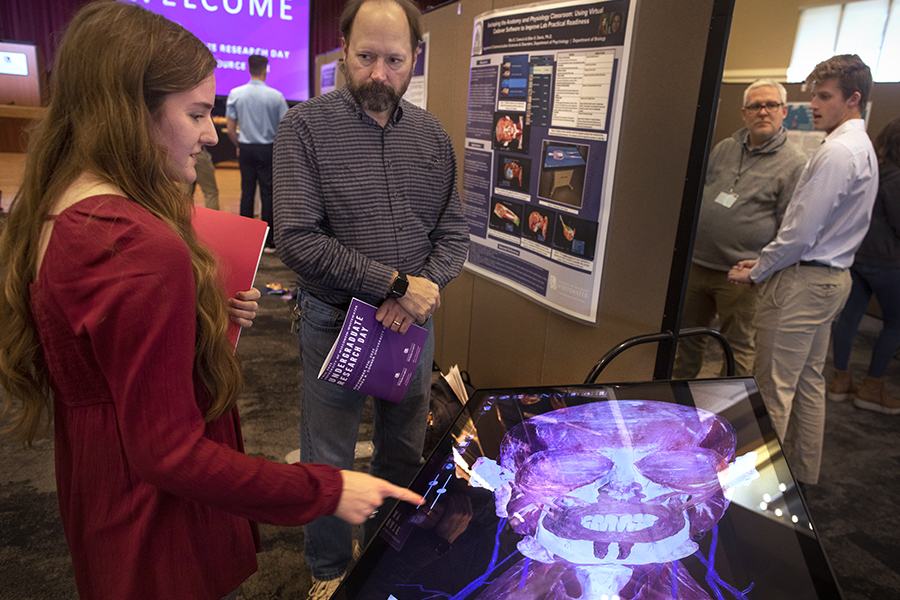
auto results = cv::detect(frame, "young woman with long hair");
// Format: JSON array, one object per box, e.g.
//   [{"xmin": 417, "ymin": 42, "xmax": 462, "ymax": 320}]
[{"xmin": 0, "ymin": 4, "xmax": 421, "ymax": 598}]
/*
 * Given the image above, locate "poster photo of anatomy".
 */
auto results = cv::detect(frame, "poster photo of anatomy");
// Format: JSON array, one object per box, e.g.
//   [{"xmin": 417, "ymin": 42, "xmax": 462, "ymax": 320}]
[
  {"xmin": 553, "ymin": 214, "xmax": 599, "ymax": 268},
  {"xmin": 461, "ymin": 0, "xmax": 635, "ymax": 322},
  {"xmin": 492, "ymin": 111, "xmax": 530, "ymax": 152},
  {"xmin": 496, "ymin": 155, "xmax": 531, "ymax": 193},
  {"xmin": 489, "ymin": 199, "xmax": 524, "ymax": 243},
  {"xmin": 522, "ymin": 206, "xmax": 554, "ymax": 253}
]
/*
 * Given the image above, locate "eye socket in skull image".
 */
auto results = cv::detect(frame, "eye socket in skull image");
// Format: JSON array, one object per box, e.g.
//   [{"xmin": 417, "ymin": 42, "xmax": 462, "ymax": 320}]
[{"xmin": 472, "ymin": 400, "xmax": 755, "ymax": 600}]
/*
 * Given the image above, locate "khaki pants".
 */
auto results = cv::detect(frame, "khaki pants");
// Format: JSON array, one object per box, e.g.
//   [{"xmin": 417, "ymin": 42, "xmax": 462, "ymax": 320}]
[
  {"xmin": 191, "ymin": 148, "xmax": 219, "ymax": 210},
  {"xmin": 674, "ymin": 263, "xmax": 760, "ymax": 378},
  {"xmin": 753, "ymin": 264, "xmax": 851, "ymax": 484}
]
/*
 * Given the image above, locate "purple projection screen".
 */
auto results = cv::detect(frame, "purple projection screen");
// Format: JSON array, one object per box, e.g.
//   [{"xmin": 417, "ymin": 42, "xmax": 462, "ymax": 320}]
[{"xmin": 122, "ymin": 0, "xmax": 311, "ymax": 101}]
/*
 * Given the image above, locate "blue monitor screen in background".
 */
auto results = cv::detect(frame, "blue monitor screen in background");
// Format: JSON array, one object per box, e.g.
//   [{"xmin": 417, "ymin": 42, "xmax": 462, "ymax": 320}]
[{"xmin": 123, "ymin": 0, "xmax": 311, "ymax": 101}]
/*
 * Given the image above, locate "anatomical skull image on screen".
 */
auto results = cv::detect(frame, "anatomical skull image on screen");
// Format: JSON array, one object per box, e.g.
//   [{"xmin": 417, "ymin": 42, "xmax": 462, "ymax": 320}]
[{"xmin": 471, "ymin": 400, "xmax": 757, "ymax": 600}]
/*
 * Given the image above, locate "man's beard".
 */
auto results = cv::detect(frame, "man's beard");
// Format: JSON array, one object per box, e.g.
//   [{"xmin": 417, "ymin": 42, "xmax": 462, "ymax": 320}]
[{"xmin": 342, "ymin": 62, "xmax": 412, "ymax": 113}]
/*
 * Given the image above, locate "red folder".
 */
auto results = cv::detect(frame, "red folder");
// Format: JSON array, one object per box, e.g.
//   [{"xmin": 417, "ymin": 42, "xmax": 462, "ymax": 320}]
[{"xmin": 192, "ymin": 206, "xmax": 269, "ymax": 349}]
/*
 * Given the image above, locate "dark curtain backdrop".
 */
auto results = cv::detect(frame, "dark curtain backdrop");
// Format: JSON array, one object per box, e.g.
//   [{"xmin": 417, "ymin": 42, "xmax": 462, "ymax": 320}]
[
  {"xmin": 0, "ymin": 0, "xmax": 98, "ymax": 72},
  {"xmin": 2, "ymin": 0, "xmax": 432, "ymax": 103}
]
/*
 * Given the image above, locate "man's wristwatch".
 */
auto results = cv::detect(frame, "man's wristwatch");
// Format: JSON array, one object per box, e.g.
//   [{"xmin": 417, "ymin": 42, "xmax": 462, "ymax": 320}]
[
  {"xmin": 434, "ymin": 538, "xmax": 451, "ymax": 556},
  {"xmin": 390, "ymin": 271, "xmax": 409, "ymax": 299}
]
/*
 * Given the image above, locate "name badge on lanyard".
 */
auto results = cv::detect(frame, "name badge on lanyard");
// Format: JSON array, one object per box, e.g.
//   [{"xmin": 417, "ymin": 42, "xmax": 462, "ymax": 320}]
[{"xmin": 714, "ymin": 191, "xmax": 738, "ymax": 208}]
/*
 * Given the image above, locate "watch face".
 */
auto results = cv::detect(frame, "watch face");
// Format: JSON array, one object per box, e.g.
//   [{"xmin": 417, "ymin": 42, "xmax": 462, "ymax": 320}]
[
  {"xmin": 435, "ymin": 538, "xmax": 451, "ymax": 555},
  {"xmin": 393, "ymin": 274, "xmax": 409, "ymax": 296}
]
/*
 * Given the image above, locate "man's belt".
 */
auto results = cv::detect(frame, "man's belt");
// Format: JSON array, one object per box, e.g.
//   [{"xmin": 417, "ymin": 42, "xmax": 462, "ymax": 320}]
[
  {"xmin": 799, "ymin": 260, "xmax": 841, "ymax": 270},
  {"xmin": 310, "ymin": 293, "xmax": 351, "ymax": 312}
]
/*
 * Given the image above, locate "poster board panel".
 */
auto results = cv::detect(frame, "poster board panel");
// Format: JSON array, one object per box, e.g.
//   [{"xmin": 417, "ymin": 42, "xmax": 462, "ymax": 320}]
[{"xmin": 462, "ymin": 0, "xmax": 636, "ymax": 324}]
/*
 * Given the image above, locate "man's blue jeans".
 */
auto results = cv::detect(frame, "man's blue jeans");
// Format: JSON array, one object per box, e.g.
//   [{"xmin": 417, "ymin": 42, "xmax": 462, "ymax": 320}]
[
  {"xmin": 832, "ymin": 263, "xmax": 900, "ymax": 377},
  {"xmin": 298, "ymin": 292, "xmax": 433, "ymax": 581}
]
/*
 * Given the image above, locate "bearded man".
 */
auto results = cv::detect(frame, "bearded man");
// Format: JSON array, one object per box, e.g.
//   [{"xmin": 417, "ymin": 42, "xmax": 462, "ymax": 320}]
[{"xmin": 272, "ymin": 1, "xmax": 468, "ymax": 598}]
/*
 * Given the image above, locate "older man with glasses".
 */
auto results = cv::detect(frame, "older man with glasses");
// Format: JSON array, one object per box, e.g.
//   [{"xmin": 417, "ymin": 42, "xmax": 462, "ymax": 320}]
[{"xmin": 674, "ymin": 79, "xmax": 807, "ymax": 379}]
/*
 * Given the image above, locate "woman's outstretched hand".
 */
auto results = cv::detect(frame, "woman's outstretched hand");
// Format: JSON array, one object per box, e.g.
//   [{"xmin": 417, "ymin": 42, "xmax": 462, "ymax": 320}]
[{"xmin": 334, "ymin": 470, "xmax": 425, "ymax": 524}]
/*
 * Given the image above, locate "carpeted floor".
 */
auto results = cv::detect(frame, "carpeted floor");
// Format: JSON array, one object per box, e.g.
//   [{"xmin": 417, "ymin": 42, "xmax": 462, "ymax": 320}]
[{"xmin": 1, "ymin": 251, "xmax": 899, "ymax": 599}]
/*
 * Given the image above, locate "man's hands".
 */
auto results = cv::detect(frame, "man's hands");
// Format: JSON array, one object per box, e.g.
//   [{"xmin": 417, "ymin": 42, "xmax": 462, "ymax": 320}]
[
  {"xmin": 375, "ymin": 297, "xmax": 417, "ymax": 334},
  {"xmin": 728, "ymin": 259, "xmax": 759, "ymax": 285},
  {"xmin": 377, "ymin": 274, "xmax": 441, "ymax": 333},
  {"xmin": 396, "ymin": 274, "xmax": 441, "ymax": 324},
  {"xmin": 227, "ymin": 288, "xmax": 261, "ymax": 327},
  {"xmin": 334, "ymin": 470, "xmax": 425, "ymax": 525}
]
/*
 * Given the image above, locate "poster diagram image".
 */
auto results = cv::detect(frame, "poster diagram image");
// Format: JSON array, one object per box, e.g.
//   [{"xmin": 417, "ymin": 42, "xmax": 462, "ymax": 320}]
[
  {"xmin": 528, "ymin": 209, "xmax": 550, "ymax": 241},
  {"xmin": 538, "ymin": 141, "xmax": 589, "ymax": 208},
  {"xmin": 554, "ymin": 214, "xmax": 598, "ymax": 262},
  {"xmin": 496, "ymin": 155, "xmax": 531, "ymax": 192},
  {"xmin": 525, "ymin": 208, "xmax": 552, "ymax": 243},
  {"xmin": 785, "ymin": 104, "xmax": 814, "ymax": 130},
  {"xmin": 493, "ymin": 111, "xmax": 529, "ymax": 152},
  {"xmin": 499, "ymin": 54, "xmax": 529, "ymax": 99},
  {"xmin": 559, "ymin": 214, "xmax": 575, "ymax": 241},
  {"xmin": 489, "ymin": 199, "xmax": 523, "ymax": 238},
  {"xmin": 599, "ymin": 11, "xmax": 626, "ymax": 39},
  {"xmin": 462, "ymin": 0, "xmax": 636, "ymax": 321}
]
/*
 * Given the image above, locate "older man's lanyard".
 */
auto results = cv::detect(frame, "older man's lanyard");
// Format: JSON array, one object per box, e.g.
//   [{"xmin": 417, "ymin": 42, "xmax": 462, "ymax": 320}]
[{"xmin": 714, "ymin": 145, "xmax": 765, "ymax": 209}]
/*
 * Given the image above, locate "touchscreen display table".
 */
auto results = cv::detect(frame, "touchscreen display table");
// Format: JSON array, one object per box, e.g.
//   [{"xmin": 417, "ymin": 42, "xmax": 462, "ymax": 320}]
[{"xmin": 335, "ymin": 378, "xmax": 842, "ymax": 600}]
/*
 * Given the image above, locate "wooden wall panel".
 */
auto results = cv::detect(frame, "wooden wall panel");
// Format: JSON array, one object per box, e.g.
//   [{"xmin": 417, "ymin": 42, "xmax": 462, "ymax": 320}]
[
  {"xmin": 466, "ymin": 275, "xmax": 549, "ymax": 387},
  {"xmin": 724, "ymin": 0, "xmax": 842, "ymax": 77}
]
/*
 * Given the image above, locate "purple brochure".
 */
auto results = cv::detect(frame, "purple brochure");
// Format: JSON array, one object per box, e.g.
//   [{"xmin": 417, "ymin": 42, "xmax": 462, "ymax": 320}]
[{"xmin": 318, "ymin": 298, "xmax": 429, "ymax": 403}]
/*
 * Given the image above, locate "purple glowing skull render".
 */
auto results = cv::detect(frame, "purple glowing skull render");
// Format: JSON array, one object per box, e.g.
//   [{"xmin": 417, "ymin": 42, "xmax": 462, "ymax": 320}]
[{"xmin": 471, "ymin": 400, "xmax": 757, "ymax": 600}]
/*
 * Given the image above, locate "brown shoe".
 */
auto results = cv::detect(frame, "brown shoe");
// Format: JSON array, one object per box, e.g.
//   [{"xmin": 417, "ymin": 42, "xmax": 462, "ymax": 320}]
[
  {"xmin": 853, "ymin": 376, "xmax": 900, "ymax": 415},
  {"xmin": 827, "ymin": 369, "xmax": 856, "ymax": 402}
]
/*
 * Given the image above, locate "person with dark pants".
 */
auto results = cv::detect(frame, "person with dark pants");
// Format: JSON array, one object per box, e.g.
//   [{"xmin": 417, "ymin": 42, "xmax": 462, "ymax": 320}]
[
  {"xmin": 237, "ymin": 142, "xmax": 274, "ymax": 226},
  {"xmin": 226, "ymin": 54, "xmax": 287, "ymax": 250},
  {"xmin": 830, "ymin": 117, "xmax": 900, "ymax": 414}
]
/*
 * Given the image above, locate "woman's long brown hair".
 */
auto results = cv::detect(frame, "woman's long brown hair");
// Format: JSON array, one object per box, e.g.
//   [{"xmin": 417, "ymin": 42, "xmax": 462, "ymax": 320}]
[{"xmin": 0, "ymin": 2, "xmax": 243, "ymax": 445}]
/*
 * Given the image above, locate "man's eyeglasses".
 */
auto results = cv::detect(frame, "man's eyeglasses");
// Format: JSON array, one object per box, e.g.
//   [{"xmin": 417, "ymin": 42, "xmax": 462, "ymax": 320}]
[{"xmin": 744, "ymin": 102, "xmax": 784, "ymax": 113}]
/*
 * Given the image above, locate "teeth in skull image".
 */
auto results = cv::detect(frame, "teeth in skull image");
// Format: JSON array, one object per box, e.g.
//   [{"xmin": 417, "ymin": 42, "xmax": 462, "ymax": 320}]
[{"xmin": 580, "ymin": 512, "xmax": 658, "ymax": 532}]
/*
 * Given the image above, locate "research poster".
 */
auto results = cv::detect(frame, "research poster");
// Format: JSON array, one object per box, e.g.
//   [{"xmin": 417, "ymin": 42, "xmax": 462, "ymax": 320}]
[
  {"xmin": 320, "ymin": 60, "xmax": 338, "ymax": 95},
  {"xmin": 462, "ymin": 0, "xmax": 635, "ymax": 323},
  {"xmin": 783, "ymin": 101, "xmax": 872, "ymax": 159},
  {"xmin": 402, "ymin": 33, "xmax": 429, "ymax": 110}
]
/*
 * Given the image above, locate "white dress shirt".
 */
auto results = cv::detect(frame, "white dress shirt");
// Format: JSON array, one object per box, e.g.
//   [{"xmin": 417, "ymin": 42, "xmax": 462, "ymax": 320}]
[{"xmin": 750, "ymin": 119, "xmax": 879, "ymax": 282}]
